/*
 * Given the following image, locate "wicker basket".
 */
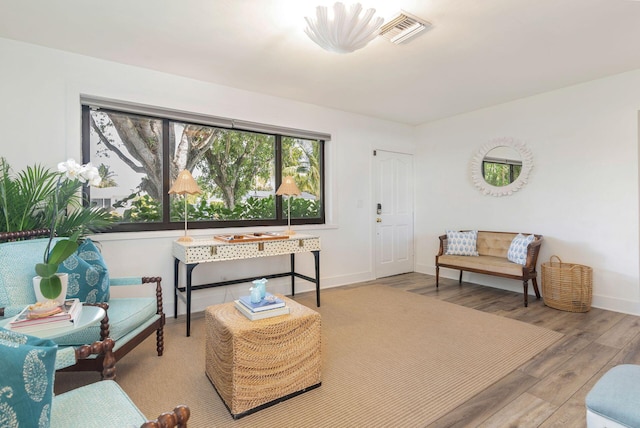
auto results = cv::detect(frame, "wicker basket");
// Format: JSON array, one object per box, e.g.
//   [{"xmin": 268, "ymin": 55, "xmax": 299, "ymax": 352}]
[{"xmin": 541, "ymin": 255, "xmax": 593, "ymax": 312}]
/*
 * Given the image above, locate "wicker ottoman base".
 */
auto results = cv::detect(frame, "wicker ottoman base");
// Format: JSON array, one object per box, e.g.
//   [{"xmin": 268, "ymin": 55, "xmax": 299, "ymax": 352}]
[{"xmin": 205, "ymin": 296, "xmax": 321, "ymax": 419}]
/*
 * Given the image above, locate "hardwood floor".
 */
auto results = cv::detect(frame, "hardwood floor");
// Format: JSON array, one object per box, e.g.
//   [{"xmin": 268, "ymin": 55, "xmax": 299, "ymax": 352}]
[{"xmin": 332, "ymin": 272, "xmax": 640, "ymax": 428}]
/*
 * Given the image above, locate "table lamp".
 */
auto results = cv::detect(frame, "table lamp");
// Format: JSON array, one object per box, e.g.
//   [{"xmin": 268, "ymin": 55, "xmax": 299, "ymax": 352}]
[
  {"xmin": 276, "ymin": 176, "xmax": 301, "ymax": 235},
  {"xmin": 168, "ymin": 169, "xmax": 202, "ymax": 242}
]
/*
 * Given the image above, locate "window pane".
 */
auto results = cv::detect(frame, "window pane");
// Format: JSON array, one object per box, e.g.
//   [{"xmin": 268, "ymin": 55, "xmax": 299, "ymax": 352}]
[
  {"xmin": 282, "ymin": 137, "xmax": 322, "ymax": 219},
  {"xmin": 169, "ymin": 123, "xmax": 276, "ymax": 222},
  {"xmin": 83, "ymin": 104, "xmax": 325, "ymax": 231},
  {"xmin": 88, "ymin": 110, "xmax": 163, "ymax": 223}
]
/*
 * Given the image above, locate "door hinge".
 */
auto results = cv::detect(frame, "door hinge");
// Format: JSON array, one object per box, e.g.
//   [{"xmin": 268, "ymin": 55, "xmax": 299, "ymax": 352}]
[{"xmin": 373, "ymin": 150, "xmax": 377, "ymax": 156}]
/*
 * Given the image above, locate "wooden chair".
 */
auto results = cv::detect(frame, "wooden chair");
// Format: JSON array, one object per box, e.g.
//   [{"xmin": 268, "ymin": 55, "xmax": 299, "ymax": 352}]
[
  {"xmin": 0, "ymin": 333, "xmax": 190, "ymax": 427},
  {"xmin": 0, "ymin": 230, "xmax": 165, "ymax": 378}
]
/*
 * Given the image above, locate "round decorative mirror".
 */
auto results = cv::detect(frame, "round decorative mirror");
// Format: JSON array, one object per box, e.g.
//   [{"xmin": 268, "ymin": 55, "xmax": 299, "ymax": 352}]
[{"xmin": 471, "ymin": 137, "xmax": 533, "ymax": 196}]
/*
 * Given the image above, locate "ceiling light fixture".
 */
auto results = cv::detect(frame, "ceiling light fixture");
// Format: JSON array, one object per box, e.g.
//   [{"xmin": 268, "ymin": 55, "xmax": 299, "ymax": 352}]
[{"xmin": 304, "ymin": 2, "xmax": 384, "ymax": 54}]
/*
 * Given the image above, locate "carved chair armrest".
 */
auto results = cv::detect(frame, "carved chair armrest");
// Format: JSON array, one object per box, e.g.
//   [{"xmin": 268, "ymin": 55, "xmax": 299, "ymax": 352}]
[
  {"xmin": 56, "ymin": 338, "xmax": 116, "ymax": 379},
  {"xmin": 76, "ymin": 338, "xmax": 116, "ymax": 380},
  {"xmin": 437, "ymin": 234, "xmax": 447, "ymax": 256},
  {"xmin": 110, "ymin": 276, "xmax": 163, "ymax": 315},
  {"xmin": 83, "ymin": 302, "xmax": 111, "ymax": 341},
  {"xmin": 524, "ymin": 235, "xmax": 544, "ymax": 271},
  {"xmin": 140, "ymin": 405, "xmax": 190, "ymax": 428}
]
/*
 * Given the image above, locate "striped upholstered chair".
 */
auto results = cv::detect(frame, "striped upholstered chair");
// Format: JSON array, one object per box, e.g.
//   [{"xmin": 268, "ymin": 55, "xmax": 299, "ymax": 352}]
[{"xmin": 0, "ymin": 230, "xmax": 165, "ymax": 378}]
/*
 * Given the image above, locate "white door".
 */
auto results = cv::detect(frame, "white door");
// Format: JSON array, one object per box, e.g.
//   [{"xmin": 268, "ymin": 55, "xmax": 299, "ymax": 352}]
[{"xmin": 373, "ymin": 150, "xmax": 414, "ymax": 278}]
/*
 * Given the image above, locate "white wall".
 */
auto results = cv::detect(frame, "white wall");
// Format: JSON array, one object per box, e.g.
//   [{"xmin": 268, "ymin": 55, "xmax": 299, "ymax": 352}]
[
  {"xmin": 5, "ymin": 36, "xmax": 639, "ymax": 316},
  {"xmin": 415, "ymin": 70, "xmax": 640, "ymax": 315},
  {"xmin": 0, "ymin": 38, "xmax": 416, "ymax": 315}
]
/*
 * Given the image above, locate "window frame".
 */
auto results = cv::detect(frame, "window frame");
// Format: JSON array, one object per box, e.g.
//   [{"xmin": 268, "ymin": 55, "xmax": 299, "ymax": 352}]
[{"xmin": 81, "ymin": 104, "xmax": 326, "ymax": 233}]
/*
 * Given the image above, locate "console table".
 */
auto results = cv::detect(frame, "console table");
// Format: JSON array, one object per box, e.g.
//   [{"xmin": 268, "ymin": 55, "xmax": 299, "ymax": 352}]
[{"xmin": 173, "ymin": 234, "xmax": 320, "ymax": 336}]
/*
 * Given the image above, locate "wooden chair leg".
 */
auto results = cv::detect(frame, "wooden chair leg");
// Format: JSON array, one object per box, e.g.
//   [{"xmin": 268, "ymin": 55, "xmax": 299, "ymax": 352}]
[
  {"xmin": 436, "ymin": 266, "xmax": 440, "ymax": 288},
  {"xmin": 523, "ymin": 280, "xmax": 529, "ymax": 307},
  {"xmin": 532, "ymin": 277, "xmax": 541, "ymax": 299},
  {"xmin": 156, "ymin": 326, "xmax": 164, "ymax": 357},
  {"xmin": 458, "ymin": 270, "xmax": 463, "ymax": 284}
]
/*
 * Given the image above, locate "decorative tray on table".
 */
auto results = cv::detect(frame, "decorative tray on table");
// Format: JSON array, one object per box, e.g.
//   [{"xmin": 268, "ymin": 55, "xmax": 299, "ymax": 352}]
[{"xmin": 213, "ymin": 232, "xmax": 288, "ymax": 243}]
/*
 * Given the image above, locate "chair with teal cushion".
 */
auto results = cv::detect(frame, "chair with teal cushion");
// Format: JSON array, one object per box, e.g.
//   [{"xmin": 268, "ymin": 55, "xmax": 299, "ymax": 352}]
[
  {"xmin": 0, "ymin": 230, "xmax": 165, "ymax": 378},
  {"xmin": 586, "ymin": 364, "xmax": 640, "ymax": 428},
  {"xmin": 0, "ymin": 329, "xmax": 190, "ymax": 428},
  {"xmin": 52, "ymin": 380, "xmax": 190, "ymax": 428}
]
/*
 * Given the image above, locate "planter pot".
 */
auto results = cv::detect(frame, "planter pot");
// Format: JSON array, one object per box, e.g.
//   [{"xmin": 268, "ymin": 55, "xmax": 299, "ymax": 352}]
[{"xmin": 33, "ymin": 273, "xmax": 68, "ymax": 305}]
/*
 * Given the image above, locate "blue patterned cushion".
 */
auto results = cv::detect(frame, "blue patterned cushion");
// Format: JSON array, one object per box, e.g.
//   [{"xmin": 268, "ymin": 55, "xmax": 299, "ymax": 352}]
[
  {"xmin": 445, "ymin": 230, "xmax": 479, "ymax": 256},
  {"xmin": 507, "ymin": 233, "xmax": 535, "ymax": 265},
  {"xmin": 0, "ymin": 238, "xmax": 59, "ymax": 316},
  {"xmin": 0, "ymin": 328, "xmax": 57, "ymax": 427},
  {"xmin": 59, "ymin": 239, "xmax": 109, "ymax": 303}
]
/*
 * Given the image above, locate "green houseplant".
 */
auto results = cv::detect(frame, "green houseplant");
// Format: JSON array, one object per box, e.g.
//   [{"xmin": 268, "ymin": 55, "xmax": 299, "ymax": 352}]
[{"xmin": 0, "ymin": 157, "xmax": 114, "ymax": 300}]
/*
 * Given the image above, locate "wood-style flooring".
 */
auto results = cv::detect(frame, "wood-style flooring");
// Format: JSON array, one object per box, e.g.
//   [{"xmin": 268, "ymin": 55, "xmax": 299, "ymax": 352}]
[{"xmin": 332, "ymin": 272, "xmax": 640, "ymax": 428}]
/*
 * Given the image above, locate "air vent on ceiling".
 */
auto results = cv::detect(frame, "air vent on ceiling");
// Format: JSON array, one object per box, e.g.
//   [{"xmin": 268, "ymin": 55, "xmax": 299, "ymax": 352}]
[{"xmin": 379, "ymin": 11, "xmax": 432, "ymax": 45}]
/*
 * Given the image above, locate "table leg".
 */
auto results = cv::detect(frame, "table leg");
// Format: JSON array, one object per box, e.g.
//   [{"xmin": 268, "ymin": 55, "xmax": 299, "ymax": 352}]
[
  {"xmin": 313, "ymin": 250, "xmax": 320, "ymax": 307},
  {"xmin": 290, "ymin": 253, "xmax": 296, "ymax": 296},
  {"xmin": 173, "ymin": 258, "xmax": 180, "ymax": 319},
  {"xmin": 186, "ymin": 264, "xmax": 197, "ymax": 337}
]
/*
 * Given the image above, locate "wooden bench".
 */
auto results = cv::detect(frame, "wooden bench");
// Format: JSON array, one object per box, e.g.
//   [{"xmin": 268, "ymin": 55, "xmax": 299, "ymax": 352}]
[{"xmin": 435, "ymin": 231, "xmax": 543, "ymax": 306}]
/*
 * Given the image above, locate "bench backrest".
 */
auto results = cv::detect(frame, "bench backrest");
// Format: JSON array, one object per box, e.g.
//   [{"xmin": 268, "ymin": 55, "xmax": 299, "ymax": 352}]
[{"xmin": 476, "ymin": 231, "xmax": 519, "ymax": 258}]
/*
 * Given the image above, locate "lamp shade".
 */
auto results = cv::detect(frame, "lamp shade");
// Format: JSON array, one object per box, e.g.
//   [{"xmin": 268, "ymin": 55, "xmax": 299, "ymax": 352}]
[
  {"xmin": 276, "ymin": 176, "xmax": 301, "ymax": 196},
  {"xmin": 168, "ymin": 170, "xmax": 202, "ymax": 195},
  {"xmin": 304, "ymin": 2, "xmax": 384, "ymax": 54}
]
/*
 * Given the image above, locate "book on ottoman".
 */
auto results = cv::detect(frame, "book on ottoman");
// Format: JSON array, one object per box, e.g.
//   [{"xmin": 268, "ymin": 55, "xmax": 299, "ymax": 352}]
[
  {"xmin": 234, "ymin": 300, "xmax": 290, "ymax": 321},
  {"xmin": 238, "ymin": 293, "xmax": 285, "ymax": 312}
]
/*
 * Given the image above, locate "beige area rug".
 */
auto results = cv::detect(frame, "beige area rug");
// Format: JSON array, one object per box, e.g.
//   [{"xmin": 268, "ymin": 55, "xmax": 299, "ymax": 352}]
[{"xmin": 56, "ymin": 285, "xmax": 563, "ymax": 427}]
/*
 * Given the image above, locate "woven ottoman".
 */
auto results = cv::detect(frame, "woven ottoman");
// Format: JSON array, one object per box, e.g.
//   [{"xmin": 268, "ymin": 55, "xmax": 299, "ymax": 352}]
[
  {"xmin": 585, "ymin": 364, "xmax": 640, "ymax": 427},
  {"xmin": 205, "ymin": 296, "xmax": 321, "ymax": 419}
]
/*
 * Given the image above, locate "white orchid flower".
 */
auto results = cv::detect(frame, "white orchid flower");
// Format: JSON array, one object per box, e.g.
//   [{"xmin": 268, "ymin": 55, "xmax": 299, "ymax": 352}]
[
  {"xmin": 80, "ymin": 163, "xmax": 101, "ymax": 187},
  {"xmin": 57, "ymin": 159, "xmax": 101, "ymax": 187},
  {"xmin": 57, "ymin": 159, "xmax": 83, "ymax": 181}
]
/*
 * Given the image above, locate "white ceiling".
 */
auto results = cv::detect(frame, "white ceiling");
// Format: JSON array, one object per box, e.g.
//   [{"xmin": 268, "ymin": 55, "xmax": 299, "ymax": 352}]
[{"xmin": 2, "ymin": 0, "xmax": 640, "ymax": 125}]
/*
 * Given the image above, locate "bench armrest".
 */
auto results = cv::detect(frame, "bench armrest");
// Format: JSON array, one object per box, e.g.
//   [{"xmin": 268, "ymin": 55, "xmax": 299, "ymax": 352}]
[
  {"xmin": 524, "ymin": 235, "xmax": 543, "ymax": 271},
  {"xmin": 437, "ymin": 234, "xmax": 447, "ymax": 256}
]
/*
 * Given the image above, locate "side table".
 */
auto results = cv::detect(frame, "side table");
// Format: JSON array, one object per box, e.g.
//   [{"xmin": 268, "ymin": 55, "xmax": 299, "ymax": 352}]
[
  {"xmin": 205, "ymin": 296, "xmax": 321, "ymax": 419},
  {"xmin": 2, "ymin": 305, "xmax": 105, "ymax": 339}
]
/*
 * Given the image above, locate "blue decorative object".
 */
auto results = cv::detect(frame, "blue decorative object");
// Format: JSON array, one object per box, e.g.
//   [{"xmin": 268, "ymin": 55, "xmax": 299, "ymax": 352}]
[
  {"xmin": 0, "ymin": 328, "xmax": 57, "ymax": 427},
  {"xmin": 252, "ymin": 278, "xmax": 267, "ymax": 299},
  {"xmin": 445, "ymin": 230, "xmax": 479, "ymax": 256},
  {"xmin": 507, "ymin": 233, "xmax": 535, "ymax": 265},
  {"xmin": 59, "ymin": 238, "xmax": 110, "ymax": 303},
  {"xmin": 250, "ymin": 287, "xmax": 261, "ymax": 304}
]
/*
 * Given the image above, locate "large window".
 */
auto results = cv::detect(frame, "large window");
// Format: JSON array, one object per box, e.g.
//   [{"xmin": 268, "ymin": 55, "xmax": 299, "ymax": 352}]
[{"xmin": 82, "ymin": 104, "xmax": 325, "ymax": 232}]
